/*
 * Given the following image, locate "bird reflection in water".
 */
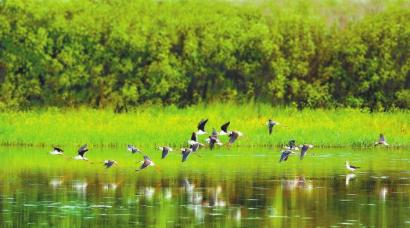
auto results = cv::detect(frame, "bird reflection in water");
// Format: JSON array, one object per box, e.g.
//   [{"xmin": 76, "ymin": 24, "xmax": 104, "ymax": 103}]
[
  {"xmin": 380, "ymin": 187, "xmax": 388, "ymax": 201},
  {"xmin": 142, "ymin": 187, "xmax": 155, "ymax": 200},
  {"xmin": 164, "ymin": 188, "xmax": 172, "ymax": 200},
  {"xmin": 202, "ymin": 185, "xmax": 226, "ymax": 208},
  {"xmin": 103, "ymin": 183, "xmax": 118, "ymax": 191},
  {"xmin": 282, "ymin": 176, "xmax": 312, "ymax": 190},
  {"xmin": 49, "ymin": 177, "xmax": 63, "ymax": 188},
  {"xmin": 345, "ymin": 173, "xmax": 356, "ymax": 186},
  {"xmin": 72, "ymin": 180, "xmax": 87, "ymax": 194}
]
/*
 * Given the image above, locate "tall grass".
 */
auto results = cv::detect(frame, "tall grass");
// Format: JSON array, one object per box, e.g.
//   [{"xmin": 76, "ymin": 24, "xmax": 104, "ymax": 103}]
[{"xmin": 0, "ymin": 104, "xmax": 408, "ymax": 148}]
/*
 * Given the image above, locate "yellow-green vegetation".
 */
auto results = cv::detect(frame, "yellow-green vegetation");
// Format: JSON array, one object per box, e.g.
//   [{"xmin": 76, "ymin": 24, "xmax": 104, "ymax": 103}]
[
  {"xmin": 0, "ymin": 104, "xmax": 408, "ymax": 147},
  {"xmin": 0, "ymin": 0, "xmax": 408, "ymax": 110}
]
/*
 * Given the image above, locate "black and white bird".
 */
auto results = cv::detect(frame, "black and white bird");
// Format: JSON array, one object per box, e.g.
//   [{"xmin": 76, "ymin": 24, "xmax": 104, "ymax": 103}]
[
  {"xmin": 190, "ymin": 142, "xmax": 201, "ymax": 152},
  {"xmin": 299, "ymin": 144, "xmax": 313, "ymax": 160},
  {"xmin": 219, "ymin": 121, "xmax": 231, "ymax": 135},
  {"xmin": 228, "ymin": 131, "xmax": 243, "ymax": 145},
  {"xmin": 188, "ymin": 132, "xmax": 204, "ymax": 146},
  {"xmin": 267, "ymin": 119, "xmax": 279, "ymax": 135},
  {"xmin": 196, "ymin": 119, "xmax": 208, "ymax": 135},
  {"xmin": 104, "ymin": 160, "xmax": 119, "ymax": 168},
  {"xmin": 137, "ymin": 156, "xmax": 154, "ymax": 171},
  {"xmin": 50, "ymin": 147, "xmax": 64, "ymax": 155},
  {"xmin": 285, "ymin": 140, "xmax": 299, "ymax": 151},
  {"xmin": 375, "ymin": 134, "xmax": 389, "ymax": 146},
  {"xmin": 205, "ymin": 128, "xmax": 223, "ymax": 150},
  {"xmin": 279, "ymin": 149, "xmax": 294, "ymax": 162},
  {"xmin": 158, "ymin": 146, "xmax": 173, "ymax": 159},
  {"xmin": 181, "ymin": 148, "xmax": 193, "ymax": 162},
  {"xmin": 128, "ymin": 145, "xmax": 141, "ymax": 154},
  {"xmin": 74, "ymin": 144, "xmax": 89, "ymax": 160},
  {"xmin": 345, "ymin": 161, "xmax": 359, "ymax": 172},
  {"xmin": 188, "ymin": 132, "xmax": 198, "ymax": 145}
]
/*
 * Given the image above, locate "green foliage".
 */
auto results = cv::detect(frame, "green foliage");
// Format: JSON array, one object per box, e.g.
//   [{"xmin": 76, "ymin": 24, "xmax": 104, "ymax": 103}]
[{"xmin": 0, "ymin": 0, "xmax": 408, "ymax": 110}]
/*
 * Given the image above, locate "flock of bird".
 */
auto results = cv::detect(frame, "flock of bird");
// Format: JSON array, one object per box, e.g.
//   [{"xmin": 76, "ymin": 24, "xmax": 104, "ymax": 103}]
[{"xmin": 49, "ymin": 119, "xmax": 390, "ymax": 172}]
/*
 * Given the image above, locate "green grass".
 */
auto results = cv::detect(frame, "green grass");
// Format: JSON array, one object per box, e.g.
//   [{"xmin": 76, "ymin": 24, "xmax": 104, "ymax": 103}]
[{"xmin": 0, "ymin": 104, "xmax": 408, "ymax": 148}]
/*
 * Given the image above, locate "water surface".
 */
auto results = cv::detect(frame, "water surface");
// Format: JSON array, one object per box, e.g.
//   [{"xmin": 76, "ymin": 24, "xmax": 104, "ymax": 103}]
[{"xmin": 0, "ymin": 147, "xmax": 409, "ymax": 227}]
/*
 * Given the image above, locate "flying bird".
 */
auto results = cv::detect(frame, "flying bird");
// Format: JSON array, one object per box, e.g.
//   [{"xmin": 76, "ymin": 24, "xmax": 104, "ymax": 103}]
[
  {"xmin": 375, "ymin": 134, "xmax": 389, "ymax": 146},
  {"xmin": 219, "ymin": 122, "xmax": 231, "ymax": 135},
  {"xmin": 205, "ymin": 128, "xmax": 223, "ymax": 150},
  {"xmin": 188, "ymin": 132, "xmax": 198, "ymax": 145},
  {"xmin": 285, "ymin": 140, "xmax": 299, "ymax": 151},
  {"xmin": 206, "ymin": 135, "xmax": 223, "ymax": 150},
  {"xmin": 190, "ymin": 142, "xmax": 201, "ymax": 152},
  {"xmin": 279, "ymin": 150, "xmax": 294, "ymax": 162},
  {"xmin": 181, "ymin": 148, "xmax": 193, "ymax": 162},
  {"xmin": 136, "ymin": 156, "xmax": 155, "ymax": 171},
  {"xmin": 196, "ymin": 119, "xmax": 208, "ymax": 135},
  {"xmin": 50, "ymin": 147, "xmax": 64, "ymax": 155},
  {"xmin": 228, "ymin": 131, "xmax": 243, "ymax": 145},
  {"xmin": 299, "ymin": 144, "xmax": 313, "ymax": 160},
  {"xmin": 188, "ymin": 132, "xmax": 204, "ymax": 146},
  {"xmin": 345, "ymin": 161, "xmax": 360, "ymax": 172},
  {"xmin": 128, "ymin": 145, "xmax": 141, "ymax": 154},
  {"xmin": 267, "ymin": 119, "xmax": 279, "ymax": 135},
  {"xmin": 158, "ymin": 146, "xmax": 173, "ymax": 159},
  {"xmin": 104, "ymin": 160, "xmax": 119, "ymax": 168},
  {"xmin": 74, "ymin": 144, "xmax": 89, "ymax": 160}
]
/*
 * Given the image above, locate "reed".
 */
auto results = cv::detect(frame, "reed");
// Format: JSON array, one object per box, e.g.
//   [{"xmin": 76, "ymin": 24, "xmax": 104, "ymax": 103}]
[{"xmin": 0, "ymin": 104, "xmax": 408, "ymax": 148}]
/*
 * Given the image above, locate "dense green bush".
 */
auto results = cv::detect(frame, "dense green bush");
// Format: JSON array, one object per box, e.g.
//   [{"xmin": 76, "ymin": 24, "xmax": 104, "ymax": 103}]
[{"xmin": 0, "ymin": 0, "xmax": 408, "ymax": 111}]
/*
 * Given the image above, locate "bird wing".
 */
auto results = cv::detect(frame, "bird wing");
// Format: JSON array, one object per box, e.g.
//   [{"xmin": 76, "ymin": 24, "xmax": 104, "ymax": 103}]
[
  {"xmin": 190, "ymin": 143, "xmax": 199, "ymax": 152},
  {"xmin": 182, "ymin": 150, "xmax": 191, "ymax": 162},
  {"xmin": 197, "ymin": 119, "xmax": 208, "ymax": 131},
  {"xmin": 162, "ymin": 148, "xmax": 169, "ymax": 159},
  {"xmin": 139, "ymin": 156, "xmax": 152, "ymax": 170},
  {"xmin": 229, "ymin": 132, "xmax": 238, "ymax": 144},
  {"xmin": 128, "ymin": 145, "xmax": 135, "ymax": 152},
  {"xmin": 209, "ymin": 137, "xmax": 216, "ymax": 150},
  {"xmin": 54, "ymin": 147, "xmax": 63, "ymax": 152},
  {"xmin": 350, "ymin": 165, "xmax": 360, "ymax": 169},
  {"xmin": 221, "ymin": 122, "xmax": 230, "ymax": 133},
  {"xmin": 104, "ymin": 160, "xmax": 113, "ymax": 168},
  {"xmin": 300, "ymin": 146, "xmax": 308, "ymax": 160},
  {"xmin": 78, "ymin": 144, "xmax": 88, "ymax": 156},
  {"xmin": 139, "ymin": 160, "xmax": 150, "ymax": 170},
  {"xmin": 191, "ymin": 132, "xmax": 197, "ymax": 141},
  {"xmin": 380, "ymin": 134, "xmax": 386, "ymax": 142},
  {"xmin": 269, "ymin": 125, "xmax": 273, "ymax": 134},
  {"xmin": 280, "ymin": 151, "xmax": 291, "ymax": 162}
]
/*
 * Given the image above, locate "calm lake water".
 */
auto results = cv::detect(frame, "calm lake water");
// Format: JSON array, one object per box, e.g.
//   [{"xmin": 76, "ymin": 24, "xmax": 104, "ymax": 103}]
[{"xmin": 0, "ymin": 147, "xmax": 409, "ymax": 227}]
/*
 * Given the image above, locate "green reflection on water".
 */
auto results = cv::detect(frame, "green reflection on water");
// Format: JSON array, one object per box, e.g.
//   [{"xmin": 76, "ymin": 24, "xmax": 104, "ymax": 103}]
[{"xmin": 0, "ymin": 147, "xmax": 409, "ymax": 227}]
